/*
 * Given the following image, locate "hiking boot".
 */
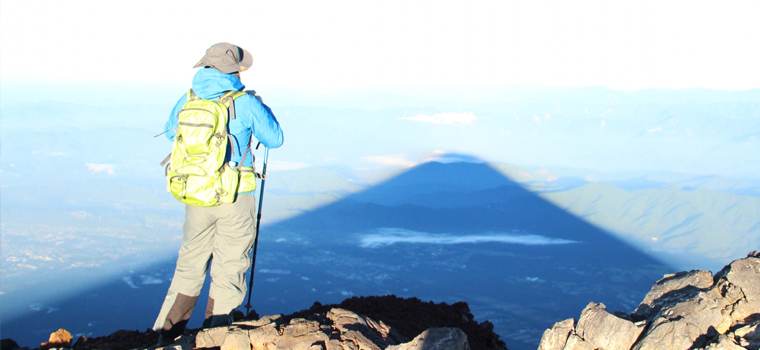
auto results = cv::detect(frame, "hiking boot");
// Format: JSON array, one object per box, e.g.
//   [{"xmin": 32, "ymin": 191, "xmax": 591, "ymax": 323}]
[
  {"xmin": 156, "ymin": 331, "xmax": 180, "ymax": 347},
  {"xmin": 202, "ymin": 313, "xmax": 234, "ymax": 329}
]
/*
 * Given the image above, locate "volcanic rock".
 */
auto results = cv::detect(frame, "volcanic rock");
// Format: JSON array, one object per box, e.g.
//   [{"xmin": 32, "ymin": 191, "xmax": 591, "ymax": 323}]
[
  {"xmin": 386, "ymin": 327, "xmax": 469, "ymax": 350},
  {"xmin": 631, "ymin": 269, "xmax": 714, "ymax": 320},
  {"xmin": 713, "ymin": 253, "xmax": 760, "ymax": 325},
  {"xmin": 192, "ymin": 308, "xmax": 458, "ymax": 350},
  {"xmin": 40, "ymin": 329, "xmax": 73, "ymax": 350},
  {"xmin": 1, "ymin": 339, "xmax": 21, "ymax": 350},
  {"xmin": 72, "ymin": 329, "xmax": 159, "ymax": 350},
  {"xmin": 735, "ymin": 322, "xmax": 760, "ymax": 348},
  {"xmin": 537, "ymin": 319, "xmax": 574, "ymax": 350},
  {"xmin": 575, "ymin": 303, "xmax": 644, "ymax": 350},
  {"xmin": 561, "ymin": 334, "xmax": 593, "ymax": 350},
  {"xmin": 72, "ymin": 336, "xmax": 87, "ymax": 348},
  {"xmin": 289, "ymin": 296, "xmax": 505, "ymax": 350},
  {"xmin": 30, "ymin": 296, "xmax": 503, "ymax": 350},
  {"xmin": 219, "ymin": 327, "xmax": 250, "ymax": 350},
  {"xmin": 538, "ymin": 251, "xmax": 760, "ymax": 350},
  {"xmin": 194, "ymin": 325, "xmax": 230, "ymax": 348},
  {"xmin": 704, "ymin": 334, "xmax": 745, "ymax": 350}
]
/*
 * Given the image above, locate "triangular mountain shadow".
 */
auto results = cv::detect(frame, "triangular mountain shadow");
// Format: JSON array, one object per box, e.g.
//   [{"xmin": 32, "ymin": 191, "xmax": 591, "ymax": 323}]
[
  {"xmin": 268, "ymin": 158, "xmax": 670, "ymax": 266},
  {"xmin": 1, "ymin": 156, "xmax": 673, "ymax": 350}
]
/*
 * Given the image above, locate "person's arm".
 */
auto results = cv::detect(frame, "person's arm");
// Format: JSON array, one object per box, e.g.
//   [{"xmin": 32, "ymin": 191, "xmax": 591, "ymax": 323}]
[
  {"xmin": 240, "ymin": 92, "xmax": 284, "ymax": 149},
  {"xmin": 164, "ymin": 94, "xmax": 188, "ymax": 141}
]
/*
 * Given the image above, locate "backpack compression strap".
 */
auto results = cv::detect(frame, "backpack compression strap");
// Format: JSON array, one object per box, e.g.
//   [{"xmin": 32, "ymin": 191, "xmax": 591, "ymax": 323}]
[{"xmin": 238, "ymin": 136, "xmax": 265, "ymax": 179}]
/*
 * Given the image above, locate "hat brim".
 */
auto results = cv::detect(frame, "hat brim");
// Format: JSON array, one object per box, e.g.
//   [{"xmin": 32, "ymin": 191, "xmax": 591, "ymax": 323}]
[
  {"xmin": 192, "ymin": 47, "xmax": 253, "ymax": 74},
  {"xmin": 238, "ymin": 48, "xmax": 253, "ymax": 72}
]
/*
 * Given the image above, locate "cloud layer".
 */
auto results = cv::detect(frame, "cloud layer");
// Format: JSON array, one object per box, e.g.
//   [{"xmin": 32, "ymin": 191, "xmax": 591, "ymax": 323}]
[
  {"xmin": 268, "ymin": 160, "xmax": 311, "ymax": 171},
  {"xmin": 359, "ymin": 228, "xmax": 579, "ymax": 248},
  {"xmin": 399, "ymin": 112, "xmax": 477, "ymax": 126},
  {"xmin": 422, "ymin": 151, "xmax": 485, "ymax": 164},
  {"xmin": 85, "ymin": 163, "xmax": 115, "ymax": 175},
  {"xmin": 362, "ymin": 154, "xmax": 417, "ymax": 168}
]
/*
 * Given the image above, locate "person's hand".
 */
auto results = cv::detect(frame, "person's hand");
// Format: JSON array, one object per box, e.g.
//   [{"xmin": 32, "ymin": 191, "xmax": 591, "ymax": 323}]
[{"xmin": 245, "ymin": 90, "xmax": 263, "ymax": 103}]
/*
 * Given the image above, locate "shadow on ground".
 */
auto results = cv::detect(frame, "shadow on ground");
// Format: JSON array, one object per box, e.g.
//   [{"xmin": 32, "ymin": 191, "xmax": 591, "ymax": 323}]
[{"xmin": 2, "ymin": 158, "xmax": 673, "ymax": 350}]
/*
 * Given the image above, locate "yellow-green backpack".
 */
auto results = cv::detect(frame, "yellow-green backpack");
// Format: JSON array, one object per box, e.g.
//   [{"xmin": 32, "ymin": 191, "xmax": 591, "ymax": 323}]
[{"xmin": 160, "ymin": 89, "xmax": 249, "ymax": 207}]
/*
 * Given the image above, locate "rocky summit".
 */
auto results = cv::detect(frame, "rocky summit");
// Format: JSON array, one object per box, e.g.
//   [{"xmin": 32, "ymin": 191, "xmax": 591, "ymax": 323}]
[
  {"xmin": 1, "ymin": 296, "xmax": 505, "ymax": 350},
  {"xmin": 4, "ymin": 252, "xmax": 759, "ymax": 350},
  {"xmin": 191, "ymin": 308, "xmax": 469, "ymax": 350},
  {"xmin": 538, "ymin": 251, "xmax": 760, "ymax": 350}
]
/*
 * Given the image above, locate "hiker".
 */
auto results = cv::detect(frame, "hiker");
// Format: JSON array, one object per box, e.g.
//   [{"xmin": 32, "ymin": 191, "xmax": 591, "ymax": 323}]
[{"xmin": 153, "ymin": 42, "xmax": 284, "ymax": 346}]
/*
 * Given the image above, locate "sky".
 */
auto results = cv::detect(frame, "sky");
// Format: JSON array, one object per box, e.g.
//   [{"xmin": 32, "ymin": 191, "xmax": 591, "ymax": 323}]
[{"xmin": 1, "ymin": 0, "xmax": 759, "ymax": 91}]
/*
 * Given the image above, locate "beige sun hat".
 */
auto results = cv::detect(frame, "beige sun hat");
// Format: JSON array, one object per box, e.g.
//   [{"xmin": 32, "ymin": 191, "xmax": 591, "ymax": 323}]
[{"xmin": 193, "ymin": 42, "xmax": 253, "ymax": 74}]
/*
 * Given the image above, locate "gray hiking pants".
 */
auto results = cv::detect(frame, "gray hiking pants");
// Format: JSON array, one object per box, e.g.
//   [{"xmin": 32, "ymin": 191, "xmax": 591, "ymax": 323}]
[{"xmin": 153, "ymin": 194, "xmax": 256, "ymax": 334}]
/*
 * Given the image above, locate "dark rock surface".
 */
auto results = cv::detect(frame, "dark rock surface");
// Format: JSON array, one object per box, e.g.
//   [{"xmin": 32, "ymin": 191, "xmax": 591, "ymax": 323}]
[
  {"xmin": 538, "ymin": 251, "xmax": 760, "ymax": 350},
  {"xmin": 2, "ymin": 339, "xmax": 21, "ymax": 350},
  {"xmin": 3, "ymin": 296, "xmax": 504, "ymax": 350},
  {"xmin": 285, "ymin": 296, "xmax": 506, "ymax": 350},
  {"xmin": 73, "ymin": 329, "xmax": 159, "ymax": 350}
]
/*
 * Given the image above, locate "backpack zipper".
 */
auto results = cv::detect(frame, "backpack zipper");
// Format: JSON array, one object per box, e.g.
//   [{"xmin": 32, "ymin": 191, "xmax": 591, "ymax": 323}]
[
  {"xmin": 180, "ymin": 108, "xmax": 215, "ymax": 113},
  {"xmin": 179, "ymin": 121, "xmax": 214, "ymax": 128}
]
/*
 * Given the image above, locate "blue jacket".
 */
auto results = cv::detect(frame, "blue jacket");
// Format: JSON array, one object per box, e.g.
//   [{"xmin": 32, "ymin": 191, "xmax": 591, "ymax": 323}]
[{"xmin": 164, "ymin": 68, "xmax": 284, "ymax": 169}]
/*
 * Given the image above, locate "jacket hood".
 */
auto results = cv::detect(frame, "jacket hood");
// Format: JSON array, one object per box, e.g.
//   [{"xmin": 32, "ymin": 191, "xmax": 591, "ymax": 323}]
[{"xmin": 191, "ymin": 68, "xmax": 245, "ymax": 99}]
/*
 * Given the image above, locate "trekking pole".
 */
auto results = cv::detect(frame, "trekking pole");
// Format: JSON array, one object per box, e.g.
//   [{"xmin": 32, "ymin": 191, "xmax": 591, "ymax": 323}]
[{"xmin": 244, "ymin": 145, "xmax": 269, "ymax": 315}]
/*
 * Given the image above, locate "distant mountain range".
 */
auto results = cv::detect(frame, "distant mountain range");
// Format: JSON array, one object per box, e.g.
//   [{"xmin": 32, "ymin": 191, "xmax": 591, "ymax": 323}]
[{"xmin": 261, "ymin": 161, "xmax": 760, "ymax": 271}]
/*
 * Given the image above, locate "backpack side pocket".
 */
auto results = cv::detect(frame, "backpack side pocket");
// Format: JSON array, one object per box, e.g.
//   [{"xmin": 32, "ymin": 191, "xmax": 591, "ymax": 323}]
[{"xmin": 238, "ymin": 166, "xmax": 257, "ymax": 193}]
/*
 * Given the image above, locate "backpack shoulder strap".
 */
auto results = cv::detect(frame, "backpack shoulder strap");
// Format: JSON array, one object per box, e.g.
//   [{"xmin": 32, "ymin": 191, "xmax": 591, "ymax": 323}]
[
  {"xmin": 218, "ymin": 90, "xmax": 247, "ymax": 120},
  {"xmin": 187, "ymin": 89, "xmax": 198, "ymax": 101},
  {"xmin": 216, "ymin": 91, "xmax": 248, "ymax": 157}
]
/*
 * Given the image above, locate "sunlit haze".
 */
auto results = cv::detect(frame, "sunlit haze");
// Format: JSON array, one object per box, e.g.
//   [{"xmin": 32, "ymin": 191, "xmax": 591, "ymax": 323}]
[{"xmin": 2, "ymin": 0, "xmax": 759, "ymax": 90}]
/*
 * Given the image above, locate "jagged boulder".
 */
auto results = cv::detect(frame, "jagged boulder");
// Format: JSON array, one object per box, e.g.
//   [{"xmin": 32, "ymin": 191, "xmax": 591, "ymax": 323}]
[
  {"xmin": 633, "ymin": 286, "xmax": 732, "ymax": 350},
  {"xmin": 40, "ymin": 329, "xmax": 73, "ymax": 350},
  {"xmin": 537, "ymin": 319, "xmax": 574, "ymax": 350},
  {"xmin": 734, "ymin": 322, "xmax": 760, "ymax": 348},
  {"xmin": 713, "ymin": 251, "xmax": 760, "ymax": 326},
  {"xmin": 387, "ymin": 328, "xmax": 470, "ymax": 350},
  {"xmin": 575, "ymin": 303, "xmax": 645, "ymax": 350},
  {"xmin": 562, "ymin": 334, "xmax": 594, "ymax": 350},
  {"xmin": 538, "ymin": 303, "xmax": 645, "ymax": 350},
  {"xmin": 632, "ymin": 269, "xmax": 714, "ymax": 320},
  {"xmin": 326, "ymin": 308, "xmax": 405, "ymax": 348},
  {"xmin": 191, "ymin": 308, "xmax": 466, "ymax": 350},
  {"xmin": 704, "ymin": 334, "xmax": 745, "ymax": 350},
  {"xmin": 539, "ymin": 251, "xmax": 760, "ymax": 350}
]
